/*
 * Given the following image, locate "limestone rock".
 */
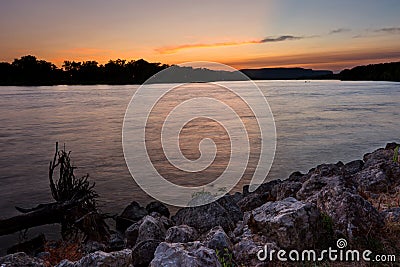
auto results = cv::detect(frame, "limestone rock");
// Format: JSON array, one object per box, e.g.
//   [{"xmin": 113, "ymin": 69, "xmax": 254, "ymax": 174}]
[
  {"xmin": 165, "ymin": 225, "xmax": 198, "ymax": 243},
  {"xmin": 0, "ymin": 252, "xmax": 45, "ymax": 267},
  {"xmin": 204, "ymin": 226, "xmax": 232, "ymax": 251},
  {"xmin": 116, "ymin": 201, "xmax": 148, "ymax": 232},
  {"xmin": 172, "ymin": 195, "xmax": 242, "ymax": 234},
  {"xmin": 246, "ymin": 197, "xmax": 322, "ymax": 250},
  {"xmin": 150, "ymin": 242, "xmax": 221, "ymax": 267},
  {"xmin": 146, "ymin": 201, "xmax": 170, "ymax": 218},
  {"xmin": 56, "ymin": 249, "xmax": 132, "ymax": 267}
]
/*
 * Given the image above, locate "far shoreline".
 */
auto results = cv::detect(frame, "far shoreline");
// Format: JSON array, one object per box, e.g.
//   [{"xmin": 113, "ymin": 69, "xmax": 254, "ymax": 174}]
[{"xmin": 1, "ymin": 56, "xmax": 399, "ymax": 86}]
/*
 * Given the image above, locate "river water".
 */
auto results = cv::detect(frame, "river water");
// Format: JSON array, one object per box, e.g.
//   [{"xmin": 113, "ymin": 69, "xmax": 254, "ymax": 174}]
[{"xmin": 0, "ymin": 80, "xmax": 399, "ymax": 250}]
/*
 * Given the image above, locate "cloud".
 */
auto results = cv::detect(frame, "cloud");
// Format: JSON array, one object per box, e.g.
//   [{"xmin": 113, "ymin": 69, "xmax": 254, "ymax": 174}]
[
  {"xmin": 259, "ymin": 35, "xmax": 304, "ymax": 42},
  {"xmin": 329, "ymin": 28, "xmax": 351, "ymax": 34},
  {"xmin": 156, "ymin": 35, "xmax": 305, "ymax": 54},
  {"xmin": 374, "ymin": 27, "xmax": 400, "ymax": 34}
]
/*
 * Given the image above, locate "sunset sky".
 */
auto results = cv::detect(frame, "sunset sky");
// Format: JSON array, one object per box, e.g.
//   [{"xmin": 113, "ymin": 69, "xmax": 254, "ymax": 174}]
[{"xmin": 0, "ymin": 0, "xmax": 399, "ymax": 71}]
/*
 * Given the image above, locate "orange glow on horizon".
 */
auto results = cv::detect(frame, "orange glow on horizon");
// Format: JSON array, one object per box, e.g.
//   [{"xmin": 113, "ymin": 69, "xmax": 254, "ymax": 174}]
[
  {"xmin": 4, "ymin": 40, "xmax": 400, "ymax": 73},
  {"xmin": 155, "ymin": 40, "xmax": 262, "ymax": 54}
]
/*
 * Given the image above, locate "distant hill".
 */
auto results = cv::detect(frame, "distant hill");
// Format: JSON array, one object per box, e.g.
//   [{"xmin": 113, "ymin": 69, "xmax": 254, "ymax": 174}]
[
  {"xmin": 338, "ymin": 62, "xmax": 400, "ymax": 82},
  {"xmin": 240, "ymin": 68, "xmax": 333, "ymax": 80}
]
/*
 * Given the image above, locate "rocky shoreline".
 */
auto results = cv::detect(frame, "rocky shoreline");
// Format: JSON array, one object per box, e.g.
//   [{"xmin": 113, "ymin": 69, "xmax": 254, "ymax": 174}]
[{"xmin": 1, "ymin": 143, "xmax": 399, "ymax": 266}]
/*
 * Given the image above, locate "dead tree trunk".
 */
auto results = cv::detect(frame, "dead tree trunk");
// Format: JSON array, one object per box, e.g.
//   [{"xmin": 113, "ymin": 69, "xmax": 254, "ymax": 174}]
[
  {"xmin": 0, "ymin": 143, "xmax": 110, "ymax": 242},
  {"xmin": 0, "ymin": 198, "xmax": 87, "ymax": 236}
]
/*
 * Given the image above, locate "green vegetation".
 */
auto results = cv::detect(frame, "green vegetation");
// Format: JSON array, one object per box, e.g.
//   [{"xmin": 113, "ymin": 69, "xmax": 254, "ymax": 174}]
[
  {"xmin": 393, "ymin": 145, "xmax": 399, "ymax": 163},
  {"xmin": 191, "ymin": 187, "xmax": 228, "ymax": 200},
  {"xmin": 321, "ymin": 213, "xmax": 334, "ymax": 234},
  {"xmin": 216, "ymin": 248, "xmax": 235, "ymax": 267}
]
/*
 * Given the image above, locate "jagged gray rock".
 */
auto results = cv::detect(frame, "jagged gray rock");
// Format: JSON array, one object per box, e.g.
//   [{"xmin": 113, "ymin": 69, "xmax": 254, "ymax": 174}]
[
  {"xmin": 150, "ymin": 242, "xmax": 221, "ymax": 267},
  {"xmin": 238, "ymin": 180, "xmax": 281, "ymax": 211},
  {"xmin": 172, "ymin": 195, "xmax": 242, "ymax": 234},
  {"xmin": 204, "ymin": 226, "xmax": 232, "ymax": 251},
  {"xmin": 108, "ymin": 232, "xmax": 125, "ymax": 251},
  {"xmin": 272, "ymin": 180, "xmax": 302, "ymax": 201},
  {"xmin": 125, "ymin": 214, "xmax": 172, "ymax": 248},
  {"xmin": 116, "ymin": 201, "xmax": 148, "ymax": 232},
  {"xmin": 165, "ymin": 225, "xmax": 198, "ymax": 243},
  {"xmin": 294, "ymin": 160, "xmax": 385, "ymax": 238},
  {"xmin": 146, "ymin": 201, "xmax": 170, "ymax": 218},
  {"xmin": 246, "ymin": 197, "xmax": 322, "ymax": 250},
  {"xmin": 233, "ymin": 238, "xmax": 278, "ymax": 267},
  {"xmin": 354, "ymin": 148, "xmax": 400, "ymax": 193},
  {"xmin": 315, "ymin": 183, "xmax": 383, "ymax": 238},
  {"xmin": 0, "ymin": 252, "xmax": 45, "ymax": 267},
  {"xmin": 131, "ymin": 240, "xmax": 160, "ymax": 266},
  {"xmin": 125, "ymin": 213, "xmax": 173, "ymax": 266},
  {"xmin": 56, "ymin": 249, "xmax": 132, "ymax": 267}
]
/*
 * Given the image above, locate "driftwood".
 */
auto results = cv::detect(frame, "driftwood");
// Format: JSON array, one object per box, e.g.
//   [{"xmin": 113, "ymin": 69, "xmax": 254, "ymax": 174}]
[
  {"xmin": 0, "ymin": 196, "xmax": 91, "ymax": 236},
  {"xmin": 0, "ymin": 143, "xmax": 110, "ymax": 242}
]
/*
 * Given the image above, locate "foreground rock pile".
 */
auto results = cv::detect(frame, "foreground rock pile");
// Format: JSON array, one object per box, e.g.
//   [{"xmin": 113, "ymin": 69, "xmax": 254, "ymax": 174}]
[{"xmin": 1, "ymin": 143, "xmax": 399, "ymax": 266}]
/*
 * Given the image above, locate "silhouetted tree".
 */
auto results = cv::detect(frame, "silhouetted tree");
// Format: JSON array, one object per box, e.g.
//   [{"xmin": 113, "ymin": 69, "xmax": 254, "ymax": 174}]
[
  {"xmin": 0, "ymin": 62, "xmax": 14, "ymax": 84},
  {"xmin": 0, "ymin": 55, "xmax": 172, "ymax": 85},
  {"xmin": 10, "ymin": 55, "xmax": 60, "ymax": 85},
  {"xmin": 127, "ymin": 59, "xmax": 168, "ymax": 83},
  {"xmin": 104, "ymin": 59, "xmax": 131, "ymax": 83},
  {"xmin": 339, "ymin": 62, "xmax": 400, "ymax": 82}
]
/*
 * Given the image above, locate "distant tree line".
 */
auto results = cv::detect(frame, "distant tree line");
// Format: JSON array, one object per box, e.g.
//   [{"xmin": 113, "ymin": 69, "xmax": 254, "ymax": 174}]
[
  {"xmin": 0, "ymin": 55, "xmax": 169, "ymax": 85},
  {"xmin": 0, "ymin": 55, "xmax": 399, "ymax": 85},
  {"xmin": 338, "ymin": 62, "xmax": 400, "ymax": 82}
]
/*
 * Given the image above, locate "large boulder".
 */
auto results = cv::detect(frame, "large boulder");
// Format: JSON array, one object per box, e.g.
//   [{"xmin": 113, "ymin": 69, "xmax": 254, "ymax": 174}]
[
  {"xmin": 238, "ymin": 180, "xmax": 281, "ymax": 212},
  {"xmin": 56, "ymin": 249, "xmax": 132, "ymax": 267},
  {"xmin": 315, "ymin": 186, "xmax": 384, "ymax": 238},
  {"xmin": 116, "ymin": 201, "xmax": 148, "ymax": 232},
  {"xmin": 146, "ymin": 201, "xmax": 170, "ymax": 218},
  {"xmin": 125, "ymin": 214, "xmax": 173, "ymax": 266},
  {"xmin": 242, "ymin": 179, "xmax": 282, "ymax": 197},
  {"xmin": 131, "ymin": 240, "xmax": 160, "ymax": 266},
  {"xmin": 272, "ymin": 180, "xmax": 303, "ymax": 201},
  {"xmin": 108, "ymin": 232, "xmax": 125, "ymax": 251},
  {"xmin": 0, "ymin": 252, "xmax": 45, "ymax": 267},
  {"xmin": 353, "ymin": 147, "xmax": 400, "ymax": 193},
  {"xmin": 246, "ymin": 197, "xmax": 322, "ymax": 250},
  {"xmin": 165, "ymin": 225, "xmax": 198, "ymax": 243},
  {"xmin": 292, "ymin": 159, "xmax": 385, "ymax": 239},
  {"xmin": 296, "ymin": 163, "xmax": 344, "ymax": 201},
  {"xmin": 172, "ymin": 195, "xmax": 242, "ymax": 234},
  {"xmin": 125, "ymin": 214, "xmax": 172, "ymax": 247},
  {"xmin": 233, "ymin": 238, "xmax": 278, "ymax": 267},
  {"xmin": 237, "ymin": 192, "xmax": 271, "ymax": 212},
  {"xmin": 204, "ymin": 226, "xmax": 232, "ymax": 251},
  {"xmin": 150, "ymin": 242, "xmax": 221, "ymax": 267},
  {"xmin": 342, "ymin": 160, "xmax": 364, "ymax": 176},
  {"xmin": 231, "ymin": 220, "xmax": 278, "ymax": 266}
]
